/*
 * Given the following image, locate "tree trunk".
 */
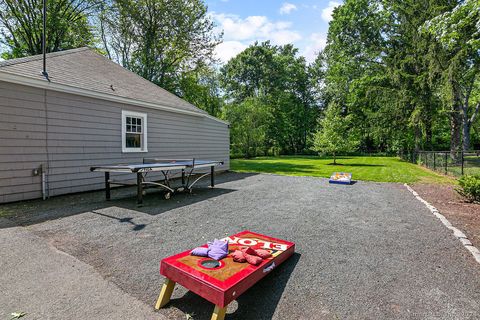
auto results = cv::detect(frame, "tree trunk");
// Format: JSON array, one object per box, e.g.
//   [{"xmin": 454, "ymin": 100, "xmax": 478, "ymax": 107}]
[
  {"xmin": 450, "ymin": 108, "xmax": 462, "ymax": 160},
  {"xmin": 450, "ymin": 85, "xmax": 462, "ymax": 161},
  {"xmin": 463, "ymin": 120, "xmax": 471, "ymax": 152},
  {"xmin": 462, "ymin": 101, "xmax": 480, "ymax": 152},
  {"xmin": 333, "ymin": 152, "xmax": 336, "ymax": 164},
  {"xmin": 414, "ymin": 126, "xmax": 421, "ymax": 153},
  {"xmin": 425, "ymin": 116, "xmax": 432, "ymax": 150}
]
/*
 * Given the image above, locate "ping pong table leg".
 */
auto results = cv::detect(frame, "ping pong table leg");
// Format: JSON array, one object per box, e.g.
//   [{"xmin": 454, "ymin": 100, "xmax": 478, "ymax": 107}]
[
  {"xmin": 137, "ymin": 172, "xmax": 143, "ymax": 206},
  {"xmin": 105, "ymin": 172, "xmax": 111, "ymax": 200},
  {"xmin": 155, "ymin": 278, "xmax": 176, "ymax": 309},
  {"xmin": 211, "ymin": 305, "xmax": 227, "ymax": 320},
  {"xmin": 210, "ymin": 166, "xmax": 215, "ymax": 188}
]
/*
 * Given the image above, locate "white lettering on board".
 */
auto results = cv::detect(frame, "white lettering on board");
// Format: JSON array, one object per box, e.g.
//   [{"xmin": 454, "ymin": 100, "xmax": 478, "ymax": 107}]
[
  {"xmin": 238, "ymin": 238, "xmax": 257, "ymax": 246},
  {"xmin": 220, "ymin": 236, "xmax": 288, "ymax": 251}
]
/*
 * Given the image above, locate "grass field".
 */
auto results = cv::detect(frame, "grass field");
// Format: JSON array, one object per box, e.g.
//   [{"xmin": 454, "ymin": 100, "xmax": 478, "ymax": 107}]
[{"xmin": 231, "ymin": 156, "xmax": 454, "ymax": 184}]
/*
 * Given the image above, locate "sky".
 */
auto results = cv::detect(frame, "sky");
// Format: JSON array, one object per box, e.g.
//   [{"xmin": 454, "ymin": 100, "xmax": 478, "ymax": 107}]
[{"xmin": 205, "ymin": 0, "xmax": 343, "ymax": 64}]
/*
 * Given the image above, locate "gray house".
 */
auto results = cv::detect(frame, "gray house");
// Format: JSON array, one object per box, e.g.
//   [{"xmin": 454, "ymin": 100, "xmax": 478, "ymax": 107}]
[{"xmin": 0, "ymin": 47, "xmax": 229, "ymax": 203}]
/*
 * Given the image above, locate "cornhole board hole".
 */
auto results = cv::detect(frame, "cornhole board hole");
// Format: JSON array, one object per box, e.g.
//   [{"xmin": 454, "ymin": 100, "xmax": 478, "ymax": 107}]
[
  {"xmin": 155, "ymin": 230, "xmax": 295, "ymax": 320},
  {"xmin": 329, "ymin": 172, "xmax": 352, "ymax": 185}
]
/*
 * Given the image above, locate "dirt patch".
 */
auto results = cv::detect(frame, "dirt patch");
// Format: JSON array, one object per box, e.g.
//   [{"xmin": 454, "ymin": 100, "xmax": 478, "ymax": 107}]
[{"xmin": 413, "ymin": 183, "xmax": 480, "ymax": 247}]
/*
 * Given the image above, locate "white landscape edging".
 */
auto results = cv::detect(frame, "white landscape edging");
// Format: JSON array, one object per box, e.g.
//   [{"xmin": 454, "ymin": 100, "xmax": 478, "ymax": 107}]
[{"xmin": 404, "ymin": 183, "xmax": 480, "ymax": 265}]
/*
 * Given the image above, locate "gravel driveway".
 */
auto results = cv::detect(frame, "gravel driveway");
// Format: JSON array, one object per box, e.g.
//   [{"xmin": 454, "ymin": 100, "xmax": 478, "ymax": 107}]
[{"xmin": 1, "ymin": 172, "xmax": 480, "ymax": 319}]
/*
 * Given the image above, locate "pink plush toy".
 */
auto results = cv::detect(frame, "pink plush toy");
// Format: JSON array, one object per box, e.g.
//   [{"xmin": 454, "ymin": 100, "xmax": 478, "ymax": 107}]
[
  {"xmin": 232, "ymin": 250, "xmax": 246, "ymax": 262},
  {"xmin": 254, "ymin": 249, "xmax": 272, "ymax": 259}
]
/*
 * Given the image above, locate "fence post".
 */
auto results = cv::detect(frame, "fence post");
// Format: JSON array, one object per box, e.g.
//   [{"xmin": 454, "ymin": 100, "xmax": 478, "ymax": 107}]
[
  {"xmin": 445, "ymin": 152, "xmax": 448, "ymax": 175},
  {"xmin": 433, "ymin": 152, "xmax": 436, "ymax": 171},
  {"xmin": 461, "ymin": 151, "xmax": 464, "ymax": 175}
]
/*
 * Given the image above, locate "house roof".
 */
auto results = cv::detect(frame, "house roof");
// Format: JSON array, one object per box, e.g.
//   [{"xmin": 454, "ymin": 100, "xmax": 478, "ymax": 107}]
[{"xmin": 0, "ymin": 47, "xmax": 210, "ymax": 117}]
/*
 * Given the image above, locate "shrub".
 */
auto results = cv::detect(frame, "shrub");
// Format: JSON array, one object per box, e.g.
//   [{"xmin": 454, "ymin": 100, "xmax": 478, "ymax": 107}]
[{"xmin": 456, "ymin": 175, "xmax": 480, "ymax": 202}]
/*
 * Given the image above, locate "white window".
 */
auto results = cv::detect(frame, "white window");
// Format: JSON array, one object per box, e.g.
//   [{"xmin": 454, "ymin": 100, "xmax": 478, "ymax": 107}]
[{"xmin": 122, "ymin": 110, "xmax": 148, "ymax": 153}]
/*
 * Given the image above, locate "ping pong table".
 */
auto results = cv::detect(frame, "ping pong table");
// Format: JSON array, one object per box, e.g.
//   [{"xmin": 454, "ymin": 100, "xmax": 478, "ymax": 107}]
[{"xmin": 90, "ymin": 158, "xmax": 224, "ymax": 205}]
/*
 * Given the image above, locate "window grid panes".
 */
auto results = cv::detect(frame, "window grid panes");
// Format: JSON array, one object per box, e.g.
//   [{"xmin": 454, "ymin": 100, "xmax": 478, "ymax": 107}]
[
  {"xmin": 124, "ymin": 115, "xmax": 145, "ymax": 150},
  {"xmin": 126, "ymin": 116, "xmax": 142, "ymax": 134}
]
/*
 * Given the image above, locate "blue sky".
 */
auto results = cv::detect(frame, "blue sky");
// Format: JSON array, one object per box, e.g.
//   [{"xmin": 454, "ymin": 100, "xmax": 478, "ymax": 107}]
[{"xmin": 205, "ymin": 0, "xmax": 342, "ymax": 63}]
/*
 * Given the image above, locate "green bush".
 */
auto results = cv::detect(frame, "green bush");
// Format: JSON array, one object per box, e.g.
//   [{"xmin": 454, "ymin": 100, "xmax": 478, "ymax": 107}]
[{"xmin": 456, "ymin": 175, "xmax": 480, "ymax": 202}]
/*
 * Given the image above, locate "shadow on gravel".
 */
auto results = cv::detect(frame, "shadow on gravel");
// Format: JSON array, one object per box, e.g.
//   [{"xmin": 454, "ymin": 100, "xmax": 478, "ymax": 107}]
[
  {"xmin": 167, "ymin": 252, "xmax": 301, "ymax": 320},
  {"xmin": 0, "ymin": 172, "xmax": 256, "ymax": 228},
  {"xmin": 91, "ymin": 211, "xmax": 147, "ymax": 231}
]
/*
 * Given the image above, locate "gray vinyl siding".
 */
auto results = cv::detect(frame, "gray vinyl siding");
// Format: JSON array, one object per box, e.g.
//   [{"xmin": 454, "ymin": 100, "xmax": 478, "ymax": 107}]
[
  {"xmin": 0, "ymin": 81, "xmax": 229, "ymax": 203},
  {"xmin": 0, "ymin": 82, "xmax": 47, "ymax": 203}
]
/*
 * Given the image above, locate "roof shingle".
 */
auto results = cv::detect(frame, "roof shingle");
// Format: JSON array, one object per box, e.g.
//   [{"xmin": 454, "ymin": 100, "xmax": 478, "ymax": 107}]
[{"xmin": 0, "ymin": 47, "xmax": 207, "ymax": 115}]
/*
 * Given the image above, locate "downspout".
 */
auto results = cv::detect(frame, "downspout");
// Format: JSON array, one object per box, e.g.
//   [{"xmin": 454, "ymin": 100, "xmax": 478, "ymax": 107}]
[
  {"xmin": 42, "ymin": 0, "xmax": 50, "ymax": 200},
  {"xmin": 43, "ymin": 89, "xmax": 50, "ymax": 200},
  {"xmin": 41, "ymin": 164, "xmax": 46, "ymax": 200}
]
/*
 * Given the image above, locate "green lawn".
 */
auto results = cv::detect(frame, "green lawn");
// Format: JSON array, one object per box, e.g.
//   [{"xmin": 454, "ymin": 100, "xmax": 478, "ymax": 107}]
[{"xmin": 231, "ymin": 156, "xmax": 454, "ymax": 184}]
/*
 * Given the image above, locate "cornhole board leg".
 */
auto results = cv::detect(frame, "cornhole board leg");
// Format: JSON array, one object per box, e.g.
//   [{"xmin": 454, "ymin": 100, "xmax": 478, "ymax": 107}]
[
  {"xmin": 155, "ymin": 278, "xmax": 176, "ymax": 309},
  {"xmin": 211, "ymin": 305, "xmax": 227, "ymax": 320}
]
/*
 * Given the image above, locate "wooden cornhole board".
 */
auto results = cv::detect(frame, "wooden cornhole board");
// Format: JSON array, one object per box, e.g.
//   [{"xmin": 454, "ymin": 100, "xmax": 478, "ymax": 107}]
[
  {"xmin": 155, "ymin": 230, "xmax": 295, "ymax": 320},
  {"xmin": 329, "ymin": 172, "xmax": 353, "ymax": 185}
]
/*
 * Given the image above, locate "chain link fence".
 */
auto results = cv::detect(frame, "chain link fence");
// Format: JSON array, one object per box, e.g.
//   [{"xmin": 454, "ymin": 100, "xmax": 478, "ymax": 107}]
[{"xmin": 400, "ymin": 150, "xmax": 480, "ymax": 177}]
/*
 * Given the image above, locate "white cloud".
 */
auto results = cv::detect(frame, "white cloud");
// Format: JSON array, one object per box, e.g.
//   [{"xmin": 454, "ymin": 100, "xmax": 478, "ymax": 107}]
[
  {"xmin": 271, "ymin": 30, "xmax": 302, "ymax": 45},
  {"xmin": 302, "ymin": 33, "xmax": 327, "ymax": 63},
  {"xmin": 321, "ymin": 1, "xmax": 342, "ymax": 22},
  {"xmin": 214, "ymin": 14, "xmax": 269, "ymax": 41},
  {"xmin": 211, "ymin": 12, "xmax": 302, "ymax": 62},
  {"xmin": 214, "ymin": 41, "xmax": 248, "ymax": 63},
  {"xmin": 279, "ymin": 3, "xmax": 297, "ymax": 15}
]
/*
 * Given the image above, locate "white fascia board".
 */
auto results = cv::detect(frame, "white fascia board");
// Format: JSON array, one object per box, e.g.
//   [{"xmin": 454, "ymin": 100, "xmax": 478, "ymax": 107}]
[{"xmin": 0, "ymin": 71, "xmax": 229, "ymax": 126}]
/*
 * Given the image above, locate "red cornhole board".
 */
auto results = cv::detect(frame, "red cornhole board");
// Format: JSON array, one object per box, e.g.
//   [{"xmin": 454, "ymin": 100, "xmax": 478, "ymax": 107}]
[{"xmin": 154, "ymin": 230, "xmax": 295, "ymax": 320}]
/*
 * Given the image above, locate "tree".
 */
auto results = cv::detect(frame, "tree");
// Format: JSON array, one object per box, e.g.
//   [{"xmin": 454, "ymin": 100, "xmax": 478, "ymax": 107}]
[
  {"xmin": 221, "ymin": 42, "xmax": 276, "ymax": 102},
  {"xmin": 381, "ymin": 0, "xmax": 455, "ymax": 153},
  {"xmin": 321, "ymin": 0, "xmax": 391, "ymax": 152},
  {"xmin": 223, "ymin": 97, "xmax": 271, "ymax": 158},
  {"xmin": 221, "ymin": 42, "xmax": 318, "ymax": 155},
  {"xmin": 0, "ymin": 0, "xmax": 97, "ymax": 59},
  {"xmin": 423, "ymin": 0, "xmax": 480, "ymax": 151},
  {"xmin": 313, "ymin": 102, "xmax": 359, "ymax": 164},
  {"xmin": 314, "ymin": 0, "xmax": 466, "ymax": 156},
  {"xmin": 177, "ymin": 65, "xmax": 224, "ymax": 117},
  {"xmin": 98, "ymin": 0, "xmax": 222, "ymax": 93}
]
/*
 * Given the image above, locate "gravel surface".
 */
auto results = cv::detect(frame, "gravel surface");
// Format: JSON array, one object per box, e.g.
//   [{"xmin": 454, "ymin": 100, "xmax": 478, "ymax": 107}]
[
  {"xmin": 1, "ymin": 172, "xmax": 480, "ymax": 320},
  {"xmin": 0, "ymin": 225, "xmax": 165, "ymax": 320}
]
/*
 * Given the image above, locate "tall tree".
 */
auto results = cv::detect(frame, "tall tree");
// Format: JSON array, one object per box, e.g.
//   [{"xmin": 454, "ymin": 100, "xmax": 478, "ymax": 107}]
[
  {"xmin": 423, "ymin": 0, "xmax": 480, "ymax": 151},
  {"xmin": 178, "ymin": 65, "xmax": 224, "ymax": 117},
  {"xmin": 223, "ymin": 97, "xmax": 270, "ymax": 158},
  {"xmin": 321, "ymin": 0, "xmax": 393, "ymax": 151},
  {"xmin": 0, "ymin": 0, "xmax": 97, "ymax": 59},
  {"xmin": 382, "ymin": 0, "xmax": 454, "ymax": 152},
  {"xmin": 316, "ymin": 0, "xmax": 462, "ymax": 155},
  {"xmin": 98, "ymin": 0, "xmax": 222, "ymax": 94},
  {"xmin": 221, "ymin": 42, "xmax": 318, "ymax": 156}
]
